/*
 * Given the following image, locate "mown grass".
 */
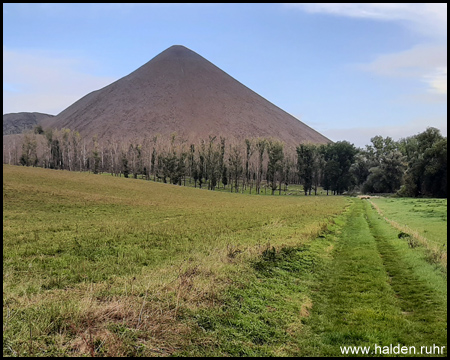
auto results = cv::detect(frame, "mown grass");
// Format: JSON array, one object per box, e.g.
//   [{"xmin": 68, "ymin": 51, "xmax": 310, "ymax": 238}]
[
  {"xmin": 176, "ymin": 199, "xmax": 447, "ymax": 357},
  {"xmin": 293, "ymin": 200, "xmax": 447, "ymax": 357},
  {"xmin": 3, "ymin": 164, "xmax": 347, "ymax": 356}
]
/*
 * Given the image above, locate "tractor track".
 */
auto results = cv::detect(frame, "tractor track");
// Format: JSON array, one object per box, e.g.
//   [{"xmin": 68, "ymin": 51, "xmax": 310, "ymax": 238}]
[{"xmin": 299, "ymin": 199, "xmax": 447, "ymax": 356}]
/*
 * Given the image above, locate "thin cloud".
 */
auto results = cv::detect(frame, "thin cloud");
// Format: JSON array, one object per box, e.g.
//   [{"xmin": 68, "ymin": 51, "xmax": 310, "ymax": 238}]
[
  {"xmin": 360, "ymin": 45, "xmax": 446, "ymax": 77},
  {"xmin": 286, "ymin": 4, "xmax": 447, "ymax": 98},
  {"xmin": 3, "ymin": 47, "xmax": 115, "ymax": 115},
  {"xmin": 424, "ymin": 67, "xmax": 447, "ymax": 95},
  {"xmin": 291, "ymin": 3, "xmax": 415, "ymax": 19},
  {"xmin": 286, "ymin": 3, "xmax": 447, "ymax": 38},
  {"xmin": 359, "ymin": 44, "xmax": 447, "ymax": 96}
]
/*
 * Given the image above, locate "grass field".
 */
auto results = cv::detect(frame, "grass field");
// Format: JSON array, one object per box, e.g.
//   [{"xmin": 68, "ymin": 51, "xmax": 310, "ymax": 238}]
[
  {"xmin": 369, "ymin": 197, "xmax": 447, "ymax": 272},
  {"xmin": 369, "ymin": 197, "xmax": 447, "ymax": 249},
  {"xmin": 3, "ymin": 165, "xmax": 447, "ymax": 356},
  {"xmin": 3, "ymin": 165, "xmax": 347, "ymax": 356},
  {"xmin": 295, "ymin": 200, "xmax": 447, "ymax": 356},
  {"xmin": 181, "ymin": 199, "xmax": 447, "ymax": 356}
]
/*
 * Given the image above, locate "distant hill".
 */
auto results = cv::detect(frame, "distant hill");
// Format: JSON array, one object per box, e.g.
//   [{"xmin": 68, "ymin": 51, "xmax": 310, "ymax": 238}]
[
  {"xmin": 40, "ymin": 45, "xmax": 330, "ymax": 148},
  {"xmin": 3, "ymin": 112, "xmax": 54, "ymax": 135}
]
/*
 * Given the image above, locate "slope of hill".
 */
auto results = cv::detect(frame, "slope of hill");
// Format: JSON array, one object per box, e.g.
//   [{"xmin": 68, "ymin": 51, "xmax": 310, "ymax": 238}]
[
  {"xmin": 3, "ymin": 112, "xmax": 54, "ymax": 135},
  {"xmin": 41, "ymin": 45, "xmax": 330, "ymax": 148}
]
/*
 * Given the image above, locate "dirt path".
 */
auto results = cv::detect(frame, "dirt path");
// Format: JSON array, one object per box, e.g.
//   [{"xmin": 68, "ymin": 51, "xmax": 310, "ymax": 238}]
[{"xmin": 298, "ymin": 199, "xmax": 447, "ymax": 356}]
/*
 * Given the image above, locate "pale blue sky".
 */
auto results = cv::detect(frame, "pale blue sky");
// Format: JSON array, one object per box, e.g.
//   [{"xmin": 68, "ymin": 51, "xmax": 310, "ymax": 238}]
[{"xmin": 3, "ymin": 3, "xmax": 447, "ymax": 148}]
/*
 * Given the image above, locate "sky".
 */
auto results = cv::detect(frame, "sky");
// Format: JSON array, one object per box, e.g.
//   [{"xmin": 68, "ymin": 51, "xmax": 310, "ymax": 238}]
[{"xmin": 3, "ymin": 3, "xmax": 447, "ymax": 148}]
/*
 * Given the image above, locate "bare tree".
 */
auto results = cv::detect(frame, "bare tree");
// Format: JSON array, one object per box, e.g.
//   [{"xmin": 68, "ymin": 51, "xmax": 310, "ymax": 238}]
[
  {"xmin": 228, "ymin": 142, "xmax": 243, "ymax": 193},
  {"xmin": 267, "ymin": 140, "xmax": 284, "ymax": 195}
]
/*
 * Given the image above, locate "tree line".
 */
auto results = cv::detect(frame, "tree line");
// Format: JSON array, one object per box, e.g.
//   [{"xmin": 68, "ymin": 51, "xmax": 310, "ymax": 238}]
[{"xmin": 3, "ymin": 125, "xmax": 447, "ymax": 198}]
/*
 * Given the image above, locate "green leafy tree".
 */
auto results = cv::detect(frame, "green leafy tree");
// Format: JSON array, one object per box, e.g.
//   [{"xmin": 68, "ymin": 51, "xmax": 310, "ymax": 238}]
[
  {"xmin": 350, "ymin": 151, "xmax": 372, "ymax": 189},
  {"xmin": 363, "ymin": 151, "xmax": 405, "ymax": 193},
  {"xmin": 296, "ymin": 143, "xmax": 316, "ymax": 195},
  {"xmin": 366, "ymin": 135, "xmax": 397, "ymax": 162},
  {"xmin": 399, "ymin": 127, "xmax": 447, "ymax": 197},
  {"xmin": 359, "ymin": 136, "xmax": 405, "ymax": 194},
  {"xmin": 322, "ymin": 141, "xmax": 357, "ymax": 195},
  {"xmin": 312, "ymin": 150, "xmax": 325, "ymax": 195}
]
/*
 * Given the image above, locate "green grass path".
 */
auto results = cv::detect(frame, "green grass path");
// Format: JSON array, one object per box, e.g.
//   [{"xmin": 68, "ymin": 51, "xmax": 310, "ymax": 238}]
[{"xmin": 297, "ymin": 199, "xmax": 447, "ymax": 356}]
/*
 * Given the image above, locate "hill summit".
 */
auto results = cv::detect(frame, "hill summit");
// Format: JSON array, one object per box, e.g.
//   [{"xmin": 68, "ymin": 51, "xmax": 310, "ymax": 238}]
[{"xmin": 41, "ymin": 45, "xmax": 330, "ymax": 147}]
